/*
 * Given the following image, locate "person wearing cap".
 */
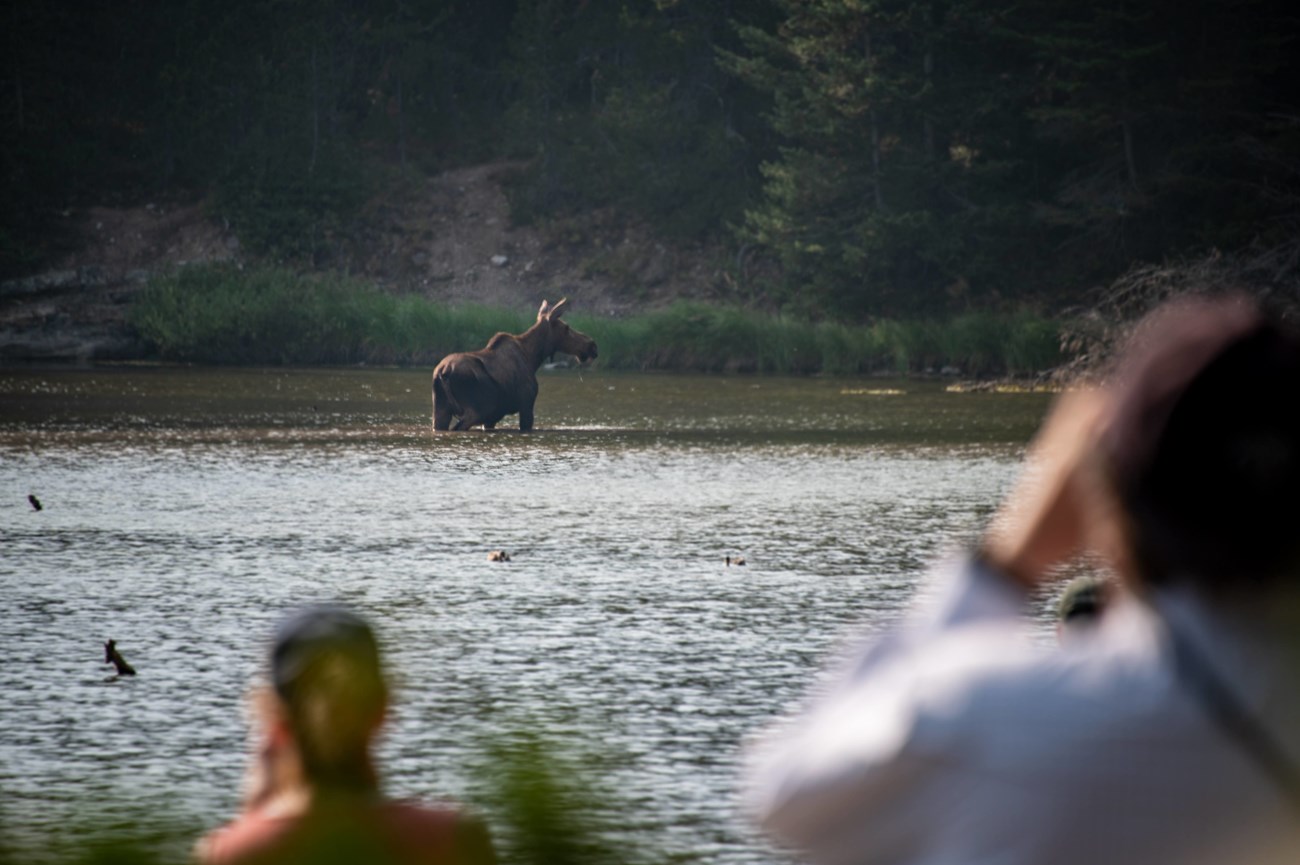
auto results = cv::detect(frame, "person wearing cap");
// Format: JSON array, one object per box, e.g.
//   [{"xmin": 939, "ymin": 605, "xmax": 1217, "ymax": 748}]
[
  {"xmin": 196, "ymin": 606, "xmax": 496, "ymax": 865},
  {"xmin": 744, "ymin": 296, "xmax": 1300, "ymax": 864}
]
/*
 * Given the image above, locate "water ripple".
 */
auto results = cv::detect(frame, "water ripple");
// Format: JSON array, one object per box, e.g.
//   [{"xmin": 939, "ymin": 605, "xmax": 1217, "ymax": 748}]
[{"xmin": 0, "ymin": 368, "xmax": 1051, "ymax": 863}]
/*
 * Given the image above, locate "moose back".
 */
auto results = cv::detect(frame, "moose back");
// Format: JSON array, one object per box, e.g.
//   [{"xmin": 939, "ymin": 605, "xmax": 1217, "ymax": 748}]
[{"xmin": 432, "ymin": 299, "xmax": 597, "ymax": 431}]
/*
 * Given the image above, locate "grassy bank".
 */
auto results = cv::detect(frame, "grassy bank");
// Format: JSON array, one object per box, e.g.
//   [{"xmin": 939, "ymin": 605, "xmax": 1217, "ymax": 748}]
[
  {"xmin": 573, "ymin": 304, "xmax": 1062, "ymax": 376},
  {"xmin": 130, "ymin": 264, "xmax": 1064, "ymax": 376}
]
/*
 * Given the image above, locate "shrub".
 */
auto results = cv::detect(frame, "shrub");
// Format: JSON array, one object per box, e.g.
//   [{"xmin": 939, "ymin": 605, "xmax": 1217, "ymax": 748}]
[{"xmin": 132, "ymin": 265, "xmax": 1068, "ymax": 376}]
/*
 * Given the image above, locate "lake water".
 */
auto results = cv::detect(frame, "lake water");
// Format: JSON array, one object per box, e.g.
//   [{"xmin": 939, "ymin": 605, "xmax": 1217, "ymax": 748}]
[{"xmin": 0, "ymin": 366, "xmax": 1055, "ymax": 862}]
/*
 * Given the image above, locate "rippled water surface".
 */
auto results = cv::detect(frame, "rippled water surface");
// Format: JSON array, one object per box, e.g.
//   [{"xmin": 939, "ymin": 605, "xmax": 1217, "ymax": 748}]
[{"xmin": 0, "ymin": 366, "xmax": 1053, "ymax": 861}]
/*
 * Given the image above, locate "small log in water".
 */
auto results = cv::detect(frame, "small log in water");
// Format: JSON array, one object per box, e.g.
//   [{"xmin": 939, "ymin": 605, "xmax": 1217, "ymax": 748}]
[{"xmin": 104, "ymin": 640, "xmax": 136, "ymax": 676}]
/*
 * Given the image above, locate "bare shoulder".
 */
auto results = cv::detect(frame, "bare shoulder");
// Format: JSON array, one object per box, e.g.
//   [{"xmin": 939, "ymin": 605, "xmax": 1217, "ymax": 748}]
[
  {"xmin": 193, "ymin": 811, "xmax": 295, "ymax": 865},
  {"xmin": 380, "ymin": 801, "xmax": 496, "ymax": 865}
]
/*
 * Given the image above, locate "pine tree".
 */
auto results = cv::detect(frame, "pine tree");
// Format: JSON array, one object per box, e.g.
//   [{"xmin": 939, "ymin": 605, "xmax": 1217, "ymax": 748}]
[
  {"xmin": 725, "ymin": 0, "xmax": 1039, "ymax": 316},
  {"xmin": 502, "ymin": 0, "xmax": 770, "ymax": 237}
]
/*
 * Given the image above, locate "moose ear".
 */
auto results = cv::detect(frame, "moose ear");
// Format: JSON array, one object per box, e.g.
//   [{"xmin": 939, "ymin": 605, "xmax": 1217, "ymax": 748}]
[
  {"xmin": 537, "ymin": 300, "xmax": 551, "ymax": 320},
  {"xmin": 549, "ymin": 298, "xmax": 570, "ymax": 319}
]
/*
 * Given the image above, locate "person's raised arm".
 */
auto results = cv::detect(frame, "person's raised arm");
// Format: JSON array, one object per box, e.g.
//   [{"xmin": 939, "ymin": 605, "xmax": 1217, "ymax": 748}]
[{"xmin": 979, "ymin": 388, "xmax": 1113, "ymax": 589}]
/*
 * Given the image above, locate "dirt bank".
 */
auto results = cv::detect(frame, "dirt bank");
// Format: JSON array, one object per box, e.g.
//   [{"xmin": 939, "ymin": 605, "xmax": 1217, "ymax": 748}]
[{"xmin": 0, "ymin": 162, "xmax": 730, "ymax": 362}]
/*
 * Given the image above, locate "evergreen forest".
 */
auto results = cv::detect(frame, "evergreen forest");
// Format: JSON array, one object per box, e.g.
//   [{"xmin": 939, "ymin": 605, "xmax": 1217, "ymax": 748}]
[{"xmin": 4, "ymin": 0, "xmax": 1299, "ymax": 319}]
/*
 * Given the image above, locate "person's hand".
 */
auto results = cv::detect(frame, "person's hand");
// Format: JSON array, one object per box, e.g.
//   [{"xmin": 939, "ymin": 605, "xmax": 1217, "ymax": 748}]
[
  {"xmin": 981, "ymin": 387, "xmax": 1112, "ymax": 588},
  {"xmin": 239, "ymin": 686, "xmax": 308, "ymax": 814}
]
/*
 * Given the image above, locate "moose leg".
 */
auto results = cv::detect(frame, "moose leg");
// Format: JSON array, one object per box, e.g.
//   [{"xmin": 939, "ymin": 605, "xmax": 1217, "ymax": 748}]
[
  {"xmin": 432, "ymin": 376, "xmax": 455, "ymax": 431},
  {"xmin": 453, "ymin": 407, "xmax": 486, "ymax": 431},
  {"xmin": 519, "ymin": 403, "xmax": 535, "ymax": 432},
  {"xmin": 433, "ymin": 395, "xmax": 454, "ymax": 431}
]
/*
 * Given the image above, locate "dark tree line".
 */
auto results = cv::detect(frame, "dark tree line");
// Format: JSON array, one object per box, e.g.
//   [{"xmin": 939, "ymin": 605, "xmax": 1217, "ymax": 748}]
[
  {"xmin": 727, "ymin": 0, "xmax": 1300, "ymax": 315},
  {"xmin": 3, "ymin": 0, "xmax": 1298, "ymax": 317},
  {"xmin": 2, "ymin": 0, "xmax": 521, "ymax": 264}
]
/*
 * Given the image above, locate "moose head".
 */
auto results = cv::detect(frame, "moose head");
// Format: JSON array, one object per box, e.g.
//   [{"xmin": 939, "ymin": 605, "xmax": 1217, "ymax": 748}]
[{"xmin": 537, "ymin": 298, "xmax": 598, "ymax": 364}]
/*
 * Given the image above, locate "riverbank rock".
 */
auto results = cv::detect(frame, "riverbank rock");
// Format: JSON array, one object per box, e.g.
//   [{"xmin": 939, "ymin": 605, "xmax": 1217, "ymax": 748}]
[
  {"xmin": 0, "ymin": 268, "xmax": 150, "ymax": 361},
  {"xmin": 1, "ymin": 201, "xmax": 238, "ymax": 362}
]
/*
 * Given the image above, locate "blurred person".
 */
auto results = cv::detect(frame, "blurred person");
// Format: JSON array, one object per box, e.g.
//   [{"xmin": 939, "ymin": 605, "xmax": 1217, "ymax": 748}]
[
  {"xmin": 196, "ymin": 606, "xmax": 495, "ymax": 865},
  {"xmin": 744, "ymin": 296, "xmax": 1300, "ymax": 865}
]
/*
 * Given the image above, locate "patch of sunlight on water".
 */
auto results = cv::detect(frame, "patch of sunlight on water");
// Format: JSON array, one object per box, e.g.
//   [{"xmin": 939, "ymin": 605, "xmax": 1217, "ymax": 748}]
[{"xmin": 0, "ymin": 366, "xmax": 1064, "ymax": 863}]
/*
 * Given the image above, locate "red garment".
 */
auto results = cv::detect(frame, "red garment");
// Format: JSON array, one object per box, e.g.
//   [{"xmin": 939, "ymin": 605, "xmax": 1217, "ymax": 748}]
[{"xmin": 199, "ymin": 799, "xmax": 493, "ymax": 865}]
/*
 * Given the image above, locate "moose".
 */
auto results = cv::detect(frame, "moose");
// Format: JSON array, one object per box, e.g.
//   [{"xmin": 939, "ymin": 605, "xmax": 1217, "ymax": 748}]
[{"xmin": 432, "ymin": 298, "xmax": 598, "ymax": 431}]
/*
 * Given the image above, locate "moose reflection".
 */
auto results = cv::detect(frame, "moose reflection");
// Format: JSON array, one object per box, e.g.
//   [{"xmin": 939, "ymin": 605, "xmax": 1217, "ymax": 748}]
[{"xmin": 432, "ymin": 298, "xmax": 598, "ymax": 431}]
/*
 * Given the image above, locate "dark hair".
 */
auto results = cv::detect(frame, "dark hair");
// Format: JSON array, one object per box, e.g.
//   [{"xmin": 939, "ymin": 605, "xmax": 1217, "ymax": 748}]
[
  {"xmin": 271, "ymin": 606, "xmax": 389, "ymax": 792},
  {"xmin": 1104, "ymin": 298, "xmax": 1300, "ymax": 591}
]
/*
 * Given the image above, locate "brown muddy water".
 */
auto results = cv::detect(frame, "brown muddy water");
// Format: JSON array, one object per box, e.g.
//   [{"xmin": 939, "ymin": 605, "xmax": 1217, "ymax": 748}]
[{"xmin": 0, "ymin": 366, "xmax": 1056, "ymax": 862}]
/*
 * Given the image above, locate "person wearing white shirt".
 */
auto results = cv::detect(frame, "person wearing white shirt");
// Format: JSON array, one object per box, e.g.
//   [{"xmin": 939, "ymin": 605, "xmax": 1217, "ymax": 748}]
[{"xmin": 744, "ymin": 296, "xmax": 1300, "ymax": 865}]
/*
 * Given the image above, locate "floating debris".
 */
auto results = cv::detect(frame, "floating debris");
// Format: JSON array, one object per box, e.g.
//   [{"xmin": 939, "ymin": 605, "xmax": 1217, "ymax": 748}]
[
  {"xmin": 28, "ymin": 494, "xmax": 43, "ymax": 511},
  {"xmin": 487, "ymin": 550, "xmax": 511, "ymax": 562},
  {"xmin": 104, "ymin": 639, "xmax": 136, "ymax": 676},
  {"xmin": 726, "ymin": 555, "xmax": 746, "ymax": 567},
  {"xmin": 945, "ymin": 382, "xmax": 1068, "ymax": 394},
  {"xmin": 841, "ymin": 388, "xmax": 906, "ymax": 396}
]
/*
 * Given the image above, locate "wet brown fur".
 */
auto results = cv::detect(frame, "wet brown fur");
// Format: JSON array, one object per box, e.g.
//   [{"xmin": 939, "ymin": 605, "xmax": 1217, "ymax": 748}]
[{"xmin": 432, "ymin": 299, "xmax": 597, "ymax": 431}]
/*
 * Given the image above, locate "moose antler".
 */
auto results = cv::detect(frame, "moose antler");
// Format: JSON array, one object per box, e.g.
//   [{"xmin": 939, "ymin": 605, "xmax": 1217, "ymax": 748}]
[{"xmin": 537, "ymin": 298, "xmax": 570, "ymax": 320}]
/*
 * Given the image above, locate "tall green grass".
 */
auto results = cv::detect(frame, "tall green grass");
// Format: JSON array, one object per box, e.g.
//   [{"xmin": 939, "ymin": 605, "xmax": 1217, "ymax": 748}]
[
  {"xmin": 131, "ymin": 264, "xmax": 1064, "ymax": 375},
  {"xmin": 130, "ymin": 264, "xmax": 530, "ymax": 366},
  {"xmin": 1, "ymin": 733, "xmax": 663, "ymax": 865}
]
